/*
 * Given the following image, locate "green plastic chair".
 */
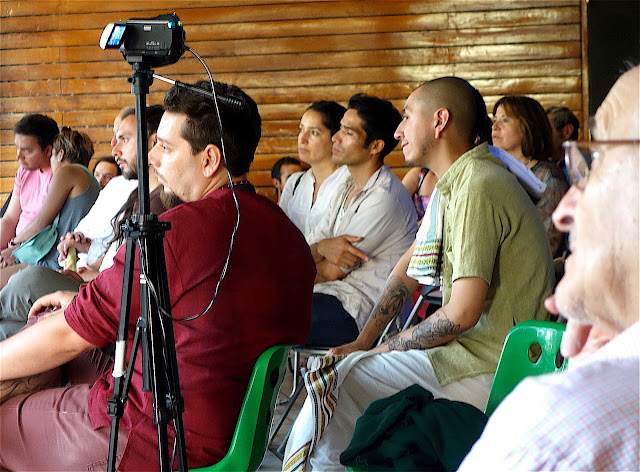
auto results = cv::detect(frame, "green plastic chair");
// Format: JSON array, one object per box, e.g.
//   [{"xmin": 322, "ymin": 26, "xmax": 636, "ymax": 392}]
[
  {"xmin": 484, "ymin": 320, "xmax": 567, "ymax": 416},
  {"xmin": 190, "ymin": 344, "xmax": 294, "ymax": 472},
  {"xmin": 345, "ymin": 320, "xmax": 567, "ymax": 472}
]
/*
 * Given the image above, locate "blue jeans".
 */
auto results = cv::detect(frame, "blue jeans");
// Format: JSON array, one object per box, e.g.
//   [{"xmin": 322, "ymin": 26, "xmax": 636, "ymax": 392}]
[{"xmin": 307, "ymin": 293, "xmax": 359, "ymax": 347}]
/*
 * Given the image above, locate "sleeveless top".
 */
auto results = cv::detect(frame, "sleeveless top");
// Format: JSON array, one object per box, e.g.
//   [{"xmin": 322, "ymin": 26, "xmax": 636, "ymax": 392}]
[
  {"xmin": 412, "ymin": 168, "xmax": 432, "ymax": 220},
  {"xmin": 38, "ymin": 164, "xmax": 100, "ymax": 269}
]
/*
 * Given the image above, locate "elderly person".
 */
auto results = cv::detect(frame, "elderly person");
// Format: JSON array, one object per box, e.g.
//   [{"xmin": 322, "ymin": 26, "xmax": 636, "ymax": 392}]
[
  {"xmin": 459, "ymin": 65, "xmax": 639, "ymax": 471},
  {"xmin": 492, "ymin": 95, "xmax": 570, "ymax": 256}
]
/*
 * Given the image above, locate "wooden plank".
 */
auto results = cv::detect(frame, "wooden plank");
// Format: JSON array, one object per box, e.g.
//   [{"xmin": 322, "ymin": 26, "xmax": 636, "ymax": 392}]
[
  {"xmin": 0, "ymin": 41, "xmax": 582, "ymax": 82},
  {"xmin": 1, "ymin": 7, "xmax": 580, "ymax": 47},
  {"xmin": 2, "ymin": 1, "xmax": 579, "ymax": 18},
  {"xmin": 43, "ymin": 23, "xmax": 580, "ymax": 65}
]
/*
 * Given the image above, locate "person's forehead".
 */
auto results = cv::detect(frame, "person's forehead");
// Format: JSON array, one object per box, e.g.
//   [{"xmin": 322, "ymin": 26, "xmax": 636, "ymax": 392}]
[
  {"xmin": 95, "ymin": 161, "xmax": 117, "ymax": 173},
  {"xmin": 341, "ymin": 108, "xmax": 365, "ymax": 131},
  {"xmin": 14, "ymin": 133, "xmax": 40, "ymax": 148},
  {"xmin": 157, "ymin": 111, "xmax": 186, "ymax": 144},
  {"xmin": 117, "ymin": 114, "xmax": 136, "ymax": 137}
]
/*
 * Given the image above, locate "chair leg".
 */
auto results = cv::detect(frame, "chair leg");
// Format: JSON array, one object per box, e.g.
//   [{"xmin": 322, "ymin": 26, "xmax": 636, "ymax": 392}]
[{"xmin": 269, "ymin": 372, "xmax": 305, "ymax": 447}]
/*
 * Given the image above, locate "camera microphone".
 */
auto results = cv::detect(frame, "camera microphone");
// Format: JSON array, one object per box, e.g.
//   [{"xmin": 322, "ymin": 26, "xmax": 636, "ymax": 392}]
[{"xmin": 152, "ymin": 74, "xmax": 245, "ymax": 110}]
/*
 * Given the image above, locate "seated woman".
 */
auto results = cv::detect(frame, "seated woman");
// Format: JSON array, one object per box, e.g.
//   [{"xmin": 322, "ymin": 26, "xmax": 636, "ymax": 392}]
[
  {"xmin": 491, "ymin": 96, "xmax": 569, "ymax": 257},
  {"xmin": 0, "ymin": 127, "xmax": 100, "ymax": 287},
  {"xmin": 279, "ymin": 100, "xmax": 348, "ymax": 238}
]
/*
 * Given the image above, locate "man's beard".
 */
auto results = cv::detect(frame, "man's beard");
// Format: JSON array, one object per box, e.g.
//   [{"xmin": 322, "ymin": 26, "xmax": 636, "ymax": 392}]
[{"xmin": 159, "ymin": 186, "xmax": 185, "ymax": 209}]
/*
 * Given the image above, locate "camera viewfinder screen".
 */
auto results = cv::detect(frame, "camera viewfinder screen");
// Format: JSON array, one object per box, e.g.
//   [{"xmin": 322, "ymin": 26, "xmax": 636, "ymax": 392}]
[{"xmin": 108, "ymin": 25, "xmax": 126, "ymax": 47}]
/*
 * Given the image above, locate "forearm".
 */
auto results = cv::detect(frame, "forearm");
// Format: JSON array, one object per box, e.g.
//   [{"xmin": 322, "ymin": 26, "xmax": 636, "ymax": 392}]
[
  {"xmin": 0, "ymin": 311, "xmax": 94, "ymax": 380},
  {"xmin": 357, "ymin": 272, "xmax": 418, "ymax": 348},
  {"xmin": 309, "ymin": 242, "xmax": 324, "ymax": 264},
  {"xmin": 314, "ymin": 259, "xmax": 345, "ymax": 284},
  {"xmin": 0, "ymin": 217, "xmax": 18, "ymax": 249},
  {"xmin": 377, "ymin": 307, "xmax": 462, "ymax": 352}
]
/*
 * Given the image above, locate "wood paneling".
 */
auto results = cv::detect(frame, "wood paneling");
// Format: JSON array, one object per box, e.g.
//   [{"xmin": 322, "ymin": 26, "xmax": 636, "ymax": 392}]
[{"xmin": 0, "ymin": 0, "xmax": 587, "ymax": 205}]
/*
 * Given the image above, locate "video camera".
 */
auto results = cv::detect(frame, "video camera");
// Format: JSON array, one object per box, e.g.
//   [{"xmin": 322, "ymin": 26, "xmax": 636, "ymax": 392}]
[{"xmin": 100, "ymin": 13, "xmax": 185, "ymax": 68}]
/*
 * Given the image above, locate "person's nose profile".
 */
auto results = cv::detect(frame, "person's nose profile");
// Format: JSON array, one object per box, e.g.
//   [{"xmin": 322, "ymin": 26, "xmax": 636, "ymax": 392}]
[{"xmin": 552, "ymin": 185, "xmax": 580, "ymax": 232}]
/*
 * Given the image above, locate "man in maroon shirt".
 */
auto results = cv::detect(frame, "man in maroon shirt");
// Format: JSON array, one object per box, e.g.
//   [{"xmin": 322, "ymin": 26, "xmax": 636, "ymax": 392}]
[{"xmin": 0, "ymin": 81, "xmax": 315, "ymax": 471}]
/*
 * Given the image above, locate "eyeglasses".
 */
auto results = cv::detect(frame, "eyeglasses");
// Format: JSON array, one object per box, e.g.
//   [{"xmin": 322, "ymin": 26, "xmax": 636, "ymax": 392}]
[{"xmin": 563, "ymin": 140, "xmax": 640, "ymax": 190}]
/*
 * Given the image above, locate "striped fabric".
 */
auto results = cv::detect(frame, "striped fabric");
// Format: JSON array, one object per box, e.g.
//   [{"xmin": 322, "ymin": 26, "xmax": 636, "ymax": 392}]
[
  {"xmin": 282, "ymin": 351, "xmax": 379, "ymax": 472},
  {"xmin": 406, "ymin": 188, "xmax": 444, "ymax": 286}
]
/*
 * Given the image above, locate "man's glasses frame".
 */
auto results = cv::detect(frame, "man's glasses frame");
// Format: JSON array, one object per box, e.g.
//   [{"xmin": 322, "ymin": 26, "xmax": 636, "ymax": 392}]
[{"xmin": 563, "ymin": 140, "xmax": 640, "ymax": 190}]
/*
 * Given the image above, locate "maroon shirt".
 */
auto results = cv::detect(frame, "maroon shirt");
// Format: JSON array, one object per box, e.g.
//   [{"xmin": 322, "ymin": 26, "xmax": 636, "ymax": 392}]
[{"xmin": 65, "ymin": 188, "xmax": 314, "ymax": 470}]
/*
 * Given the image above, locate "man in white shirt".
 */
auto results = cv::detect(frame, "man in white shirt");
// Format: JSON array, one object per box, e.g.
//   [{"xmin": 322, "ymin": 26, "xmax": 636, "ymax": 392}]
[
  {"xmin": 307, "ymin": 93, "xmax": 417, "ymax": 346},
  {"xmin": 459, "ymin": 65, "xmax": 639, "ymax": 472}
]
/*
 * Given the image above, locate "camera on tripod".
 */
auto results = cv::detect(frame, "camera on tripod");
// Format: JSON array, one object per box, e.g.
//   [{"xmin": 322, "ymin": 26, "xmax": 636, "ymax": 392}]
[{"xmin": 100, "ymin": 13, "xmax": 186, "ymax": 68}]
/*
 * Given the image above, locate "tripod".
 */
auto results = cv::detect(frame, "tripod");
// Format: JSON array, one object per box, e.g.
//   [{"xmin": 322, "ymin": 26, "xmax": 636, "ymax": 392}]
[{"xmin": 106, "ymin": 63, "xmax": 188, "ymax": 472}]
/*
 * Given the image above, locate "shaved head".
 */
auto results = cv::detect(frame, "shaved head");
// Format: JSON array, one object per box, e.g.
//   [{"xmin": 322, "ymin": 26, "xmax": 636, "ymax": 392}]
[{"xmin": 415, "ymin": 77, "xmax": 487, "ymax": 145}]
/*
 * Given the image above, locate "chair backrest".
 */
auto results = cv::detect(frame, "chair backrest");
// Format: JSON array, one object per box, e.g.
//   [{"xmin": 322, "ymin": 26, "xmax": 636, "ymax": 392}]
[
  {"xmin": 484, "ymin": 320, "xmax": 567, "ymax": 416},
  {"xmin": 191, "ymin": 344, "xmax": 293, "ymax": 472}
]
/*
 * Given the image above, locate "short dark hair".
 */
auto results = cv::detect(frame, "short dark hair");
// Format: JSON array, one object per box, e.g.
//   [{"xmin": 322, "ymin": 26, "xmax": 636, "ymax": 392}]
[
  {"xmin": 305, "ymin": 101, "xmax": 346, "ymax": 136},
  {"xmin": 13, "ymin": 114, "xmax": 59, "ymax": 150},
  {"xmin": 546, "ymin": 106, "xmax": 580, "ymax": 140},
  {"xmin": 163, "ymin": 80, "xmax": 261, "ymax": 177},
  {"xmin": 121, "ymin": 104, "xmax": 164, "ymax": 139},
  {"xmin": 93, "ymin": 156, "xmax": 121, "ymax": 176},
  {"xmin": 271, "ymin": 156, "xmax": 301, "ymax": 180},
  {"xmin": 347, "ymin": 93, "xmax": 402, "ymax": 160},
  {"xmin": 53, "ymin": 127, "xmax": 94, "ymax": 167},
  {"xmin": 493, "ymin": 95, "xmax": 553, "ymax": 161}
]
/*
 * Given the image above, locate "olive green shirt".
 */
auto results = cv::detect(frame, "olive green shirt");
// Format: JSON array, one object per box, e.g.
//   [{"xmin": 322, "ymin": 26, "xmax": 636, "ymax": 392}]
[{"xmin": 426, "ymin": 143, "xmax": 554, "ymax": 385}]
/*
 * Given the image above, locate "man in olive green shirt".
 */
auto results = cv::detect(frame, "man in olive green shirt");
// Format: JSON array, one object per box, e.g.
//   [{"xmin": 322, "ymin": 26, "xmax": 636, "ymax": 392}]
[{"xmin": 290, "ymin": 77, "xmax": 554, "ymax": 471}]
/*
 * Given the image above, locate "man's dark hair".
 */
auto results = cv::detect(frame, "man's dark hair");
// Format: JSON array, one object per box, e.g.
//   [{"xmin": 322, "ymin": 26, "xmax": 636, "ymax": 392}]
[
  {"xmin": 271, "ymin": 156, "xmax": 302, "ymax": 180},
  {"xmin": 421, "ymin": 77, "xmax": 489, "ymax": 146},
  {"xmin": 121, "ymin": 104, "xmax": 164, "ymax": 139},
  {"xmin": 93, "ymin": 156, "xmax": 121, "ymax": 176},
  {"xmin": 493, "ymin": 95, "xmax": 553, "ymax": 161},
  {"xmin": 348, "ymin": 93, "xmax": 402, "ymax": 160},
  {"xmin": 13, "ymin": 114, "xmax": 59, "ymax": 150},
  {"xmin": 305, "ymin": 101, "xmax": 346, "ymax": 137},
  {"xmin": 546, "ymin": 106, "xmax": 580, "ymax": 140},
  {"xmin": 163, "ymin": 80, "xmax": 262, "ymax": 177}
]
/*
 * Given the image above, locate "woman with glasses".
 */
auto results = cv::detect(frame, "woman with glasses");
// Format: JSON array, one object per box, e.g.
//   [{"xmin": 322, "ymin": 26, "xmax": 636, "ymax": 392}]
[{"xmin": 492, "ymin": 95, "xmax": 570, "ymax": 257}]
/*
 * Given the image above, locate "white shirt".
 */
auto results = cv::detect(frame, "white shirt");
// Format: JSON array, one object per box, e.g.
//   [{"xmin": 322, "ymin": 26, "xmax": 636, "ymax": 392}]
[
  {"xmin": 73, "ymin": 176, "xmax": 138, "ymax": 266},
  {"xmin": 308, "ymin": 165, "xmax": 417, "ymax": 329},
  {"xmin": 279, "ymin": 166, "xmax": 350, "ymax": 239},
  {"xmin": 459, "ymin": 322, "xmax": 640, "ymax": 472}
]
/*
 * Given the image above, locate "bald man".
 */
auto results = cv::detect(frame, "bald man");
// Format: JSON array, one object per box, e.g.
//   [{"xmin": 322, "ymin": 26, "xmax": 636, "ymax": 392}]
[
  {"xmin": 459, "ymin": 66, "xmax": 640, "ymax": 472},
  {"xmin": 285, "ymin": 77, "xmax": 554, "ymax": 470}
]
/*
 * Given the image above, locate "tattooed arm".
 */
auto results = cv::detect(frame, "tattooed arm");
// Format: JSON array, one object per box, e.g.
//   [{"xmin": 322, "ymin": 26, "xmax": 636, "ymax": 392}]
[
  {"xmin": 373, "ymin": 276, "xmax": 489, "ymax": 353},
  {"xmin": 328, "ymin": 241, "xmax": 419, "ymax": 355}
]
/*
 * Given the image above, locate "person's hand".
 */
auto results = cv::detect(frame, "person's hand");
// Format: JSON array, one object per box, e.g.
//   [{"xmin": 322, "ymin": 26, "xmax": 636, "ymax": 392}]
[
  {"xmin": 327, "ymin": 338, "xmax": 371, "ymax": 356},
  {"xmin": 29, "ymin": 290, "xmax": 77, "ymax": 318},
  {"xmin": 57, "ymin": 232, "xmax": 91, "ymax": 262},
  {"xmin": 317, "ymin": 235, "xmax": 369, "ymax": 270},
  {"xmin": 0, "ymin": 246, "xmax": 17, "ymax": 268}
]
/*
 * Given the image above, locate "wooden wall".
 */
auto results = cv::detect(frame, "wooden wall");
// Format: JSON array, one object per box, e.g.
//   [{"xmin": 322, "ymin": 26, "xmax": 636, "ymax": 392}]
[{"xmin": 0, "ymin": 0, "xmax": 587, "ymax": 203}]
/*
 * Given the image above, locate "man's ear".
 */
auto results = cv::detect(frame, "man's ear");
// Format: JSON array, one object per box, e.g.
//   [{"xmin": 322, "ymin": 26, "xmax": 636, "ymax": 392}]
[
  {"xmin": 433, "ymin": 108, "xmax": 451, "ymax": 139},
  {"xmin": 272, "ymin": 178, "xmax": 282, "ymax": 191},
  {"xmin": 202, "ymin": 144, "xmax": 222, "ymax": 178},
  {"xmin": 44, "ymin": 144, "xmax": 53, "ymax": 159},
  {"xmin": 369, "ymin": 138, "xmax": 385, "ymax": 157},
  {"xmin": 561, "ymin": 124, "xmax": 575, "ymax": 141}
]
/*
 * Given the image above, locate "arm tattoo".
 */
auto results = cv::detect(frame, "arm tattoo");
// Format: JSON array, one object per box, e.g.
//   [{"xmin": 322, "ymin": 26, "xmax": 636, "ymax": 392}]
[
  {"xmin": 383, "ymin": 308, "xmax": 461, "ymax": 351},
  {"xmin": 0, "ymin": 370, "xmax": 63, "ymax": 404},
  {"xmin": 370, "ymin": 275, "xmax": 412, "ymax": 331}
]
